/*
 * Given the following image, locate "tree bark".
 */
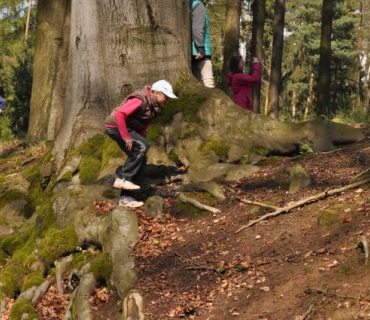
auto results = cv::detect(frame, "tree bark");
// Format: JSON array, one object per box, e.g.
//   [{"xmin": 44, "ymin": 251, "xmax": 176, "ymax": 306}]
[
  {"xmin": 266, "ymin": 0, "xmax": 285, "ymax": 119},
  {"xmin": 221, "ymin": 0, "xmax": 241, "ymax": 90},
  {"xmin": 28, "ymin": 0, "xmax": 71, "ymax": 141},
  {"xmin": 251, "ymin": 0, "xmax": 266, "ymax": 113},
  {"xmin": 29, "ymin": 0, "xmax": 190, "ymax": 169},
  {"xmin": 316, "ymin": 0, "xmax": 334, "ymax": 117}
]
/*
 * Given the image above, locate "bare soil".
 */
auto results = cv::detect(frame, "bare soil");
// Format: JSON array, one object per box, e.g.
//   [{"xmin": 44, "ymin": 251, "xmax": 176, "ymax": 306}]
[
  {"xmin": 94, "ymin": 127, "xmax": 370, "ymax": 320},
  {"xmin": 2, "ymin": 129, "xmax": 370, "ymax": 320}
]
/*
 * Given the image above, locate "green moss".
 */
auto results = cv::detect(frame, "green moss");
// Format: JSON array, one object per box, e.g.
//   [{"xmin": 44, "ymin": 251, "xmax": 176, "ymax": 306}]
[
  {"xmin": 318, "ymin": 210, "xmax": 338, "ymax": 229},
  {"xmin": 35, "ymin": 202, "xmax": 57, "ymax": 233},
  {"xmin": 58, "ymin": 171, "xmax": 73, "ymax": 182},
  {"xmin": 0, "ymin": 215, "xmax": 6, "ymax": 226},
  {"xmin": 146, "ymin": 90, "xmax": 205, "ymax": 143},
  {"xmin": 79, "ymin": 156, "xmax": 101, "ymax": 183},
  {"xmin": 250, "ymin": 146, "xmax": 269, "ymax": 156},
  {"xmin": 176, "ymin": 198, "xmax": 210, "ymax": 218},
  {"xmin": 64, "ymin": 134, "xmax": 107, "ymax": 183},
  {"xmin": 299, "ymin": 143, "xmax": 314, "ymax": 154},
  {"xmin": 26, "ymin": 176, "xmax": 55, "ymax": 219},
  {"xmin": 146, "ymin": 125, "xmax": 162, "ymax": 142},
  {"xmin": 38, "ymin": 226, "xmax": 80, "ymax": 266},
  {"xmin": 101, "ymin": 137, "xmax": 123, "ymax": 168},
  {"xmin": 21, "ymin": 271, "xmax": 44, "ymax": 292},
  {"xmin": 201, "ymin": 140, "xmax": 229, "ymax": 158},
  {"xmin": 102, "ymin": 189, "xmax": 116, "ymax": 199},
  {"xmin": 75, "ymin": 134, "xmax": 105, "ymax": 159},
  {"xmin": 9, "ymin": 298, "xmax": 39, "ymax": 320},
  {"xmin": 89, "ymin": 252, "xmax": 113, "ymax": 285},
  {"xmin": 167, "ymin": 152, "xmax": 179, "ymax": 163},
  {"xmin": 0, "ymin": 263, "xmax": 24, "ymax": 297},
  {"xmin": 0, "ymin": 190, "xmax": 28, "ymax": 211},
  {"xmin": 0, "ymin": 248, "xmax": 9, "ymax": 265},
  {"xmin": 22, "ymin": 148, "xmax": 53, "ymax": 182},
  {"xmin": 1, "ymin": 232, "xmax": 29, "ymax": 255},
  {"xmin": 260, "ymin": 156, "xmax": 280, "ymax": 166}
]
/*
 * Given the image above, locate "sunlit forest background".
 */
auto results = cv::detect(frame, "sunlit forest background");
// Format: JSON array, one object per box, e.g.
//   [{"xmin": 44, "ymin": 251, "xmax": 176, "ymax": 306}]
[{"xmin": 0, "ymin": 0, "xmax": 369, "ymax": 142}]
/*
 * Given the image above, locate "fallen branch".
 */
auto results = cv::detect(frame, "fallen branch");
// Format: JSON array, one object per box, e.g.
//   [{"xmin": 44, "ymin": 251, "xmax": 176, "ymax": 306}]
[
  {"xmin": 300, "ymin": 301, "xmax": 315, "ymax": 320},
  {"xmin": 304, "ymin": 287, "xmax": 360, "ymax": 301},
  {"xmin": 178, "ymin": 192, "xmax": 221, "ymax": 214},
  {"xmin": 235, "ymin": 177, "xmax": 370, "ymax": 233},
  {"xmin": 237, "ymin": 197, "xmax": 279, "ymax": 210}
]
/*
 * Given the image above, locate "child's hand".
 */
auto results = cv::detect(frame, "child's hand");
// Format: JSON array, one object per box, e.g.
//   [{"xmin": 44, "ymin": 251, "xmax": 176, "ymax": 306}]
[{"xmin": 125, "ymin": 139, "xmax": 133, "ymax": 151}]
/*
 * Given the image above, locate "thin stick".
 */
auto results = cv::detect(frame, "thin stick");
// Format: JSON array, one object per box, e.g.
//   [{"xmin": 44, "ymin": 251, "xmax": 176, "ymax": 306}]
[
  {"xmin": 300, "ymin": 301, "xmax": 315, "ymax": 320},
  {"xmin": 304, "ymin": 287, "xmax": 360, "ymax": 301},
  {"xmin": 237, "ymin": 197, "xmax": 279, "ymax": 210}
]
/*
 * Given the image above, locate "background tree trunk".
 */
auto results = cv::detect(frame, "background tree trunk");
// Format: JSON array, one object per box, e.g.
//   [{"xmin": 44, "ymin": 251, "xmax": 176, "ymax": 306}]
[
  {"xmin": 28, "ymin": 0, "xmax": 70, "ymax": 141},
  {"xmin": 266, "ymin": 0, "xmax": 285, "ymax": 118},
  {"xmin": 28, "ymin": 0, "xmax": 190, "ymax": 169},
  {"xmin": 251, "ymin": 0, "xmax": 266, "ymax": 113},
  {"xmin": 316, "ymin": 0, "xmax": 333, "ymax": 117},
  {"xmin": 221, "ymin": 0, "xmax": 241, "ymax": 91}
]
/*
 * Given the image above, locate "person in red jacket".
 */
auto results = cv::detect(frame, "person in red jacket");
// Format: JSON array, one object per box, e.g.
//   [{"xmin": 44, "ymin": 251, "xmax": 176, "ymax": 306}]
[
  {"xmin": 226, "ymin": 56, "xmax": 262, "ymax": 111},
  {"xmin": 104, "ymin": 80, "xmax": 178, "ymax": 208}
]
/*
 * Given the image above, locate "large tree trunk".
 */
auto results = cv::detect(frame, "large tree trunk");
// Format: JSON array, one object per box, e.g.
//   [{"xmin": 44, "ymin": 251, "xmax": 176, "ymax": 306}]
[
  {"xmin": 28, "ymin": 0, "xmax": 190, "ymax": 168},
  {"xmin": 28, "ymin": 0, "xmax": 71, "ymax": 141}
]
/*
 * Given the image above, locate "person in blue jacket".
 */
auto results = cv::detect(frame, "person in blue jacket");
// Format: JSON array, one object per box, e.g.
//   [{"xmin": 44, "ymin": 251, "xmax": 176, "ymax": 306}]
[
  {"xmin": 191, "ymin": 0, "xmax": 215, "ymax": 88},
  {"xmin": 0, "ymin": 95, "xmax": 6, "ymax": 116}
]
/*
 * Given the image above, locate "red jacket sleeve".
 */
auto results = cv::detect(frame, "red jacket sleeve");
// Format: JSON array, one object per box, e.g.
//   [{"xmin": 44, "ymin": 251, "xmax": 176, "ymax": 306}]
[
  {"xmin": 233, "ymin": 62, "xmax": 262, "ymax": 87},
  {"xmin": 114, "ymin": 98, "xmax": 142, "ymax": 141}
]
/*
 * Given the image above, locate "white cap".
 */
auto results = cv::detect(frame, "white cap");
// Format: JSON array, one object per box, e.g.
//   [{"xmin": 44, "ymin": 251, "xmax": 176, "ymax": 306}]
[{"xmin": 151, "ymin": 80, "xmax": 178, "ymax": 99}]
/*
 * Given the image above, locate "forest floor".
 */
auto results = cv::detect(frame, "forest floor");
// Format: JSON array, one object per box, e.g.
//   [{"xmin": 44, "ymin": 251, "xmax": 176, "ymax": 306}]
[{"xmin": 2, "ymin": 125, "xmax": 370, "ymax": 320}]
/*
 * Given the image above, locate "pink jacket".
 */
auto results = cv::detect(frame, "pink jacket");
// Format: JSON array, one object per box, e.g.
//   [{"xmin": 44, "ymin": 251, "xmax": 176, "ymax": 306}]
[{"xmin": 227, "ymin": 62, "xmax": 261, "ymax": 111}]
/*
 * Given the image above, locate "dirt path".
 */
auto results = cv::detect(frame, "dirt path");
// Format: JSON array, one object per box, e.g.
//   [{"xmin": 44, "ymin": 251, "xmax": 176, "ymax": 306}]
[
  {"xmin": 2, "ymin": 133, "xmax": 370, "ymax": 320},
  {"xmin": 127, "ymin": 134, "xmax": 370, "ymax": 320}
]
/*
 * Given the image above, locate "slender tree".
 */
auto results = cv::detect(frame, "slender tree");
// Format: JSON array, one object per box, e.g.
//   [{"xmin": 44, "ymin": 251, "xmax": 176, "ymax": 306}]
[
  {"xmin": 250, "ymin": 0, "xmax": 266, "ymax": 113},
  {"xmin": 221, "ymin": 0, "xmax": 242, "ymax": 91},
  {"xmin": 316, "ymin": 0, "xmax": 334, "ymax": 117},
  {"xmin": 266, "ymin": 0, "xmax": 285, "ymax": 118},
  {"xmin": 25, "ymin": 0, "xmax": 32, "ymax": 40}
]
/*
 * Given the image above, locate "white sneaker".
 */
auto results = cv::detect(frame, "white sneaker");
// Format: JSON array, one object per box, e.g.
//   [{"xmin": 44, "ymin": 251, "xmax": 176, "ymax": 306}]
[
  {"xmin": 119, "ymin": 196, "xmax": 144, "ymax": 208},
  {"xmin": 113, "ymin": 178, "xmax": 140, "ymax": 190}
]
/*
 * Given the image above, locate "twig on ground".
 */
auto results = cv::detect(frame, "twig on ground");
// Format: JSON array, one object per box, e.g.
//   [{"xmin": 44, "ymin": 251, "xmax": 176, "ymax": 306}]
[
  {"xmin": 236, "ymin": 177, "xmax": 370, "ymax": 233},
  {"xmin": 360, "ymin": 235, "xmax": 369, "ymax": 265},
  {"xmin": 300, "ymin": 300, "xmax": 315, "ymax": 320},
  {"xmin": 175, "ymin": 251, "xmax": 222, "ymax": 274},
  {"xmin": 236, "ymin": 197, "xmax": 279, "ymax": 210},
  {"xmin": 178, "ymin": 192, "xmax": 221, "ymax": 214},
  {"xmin": 304, "ymin": 287, "xmax": 360, "ymax": 300}
]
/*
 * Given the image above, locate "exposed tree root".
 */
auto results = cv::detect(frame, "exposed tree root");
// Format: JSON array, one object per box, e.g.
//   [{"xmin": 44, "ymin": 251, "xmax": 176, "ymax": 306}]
[
  {"xmin": 178, "ymin": 192, "xmax": 221, "ymax": 214},
  {"xmin": 235, "ymin": 177, "xmax": 370, "ymax": 233}
]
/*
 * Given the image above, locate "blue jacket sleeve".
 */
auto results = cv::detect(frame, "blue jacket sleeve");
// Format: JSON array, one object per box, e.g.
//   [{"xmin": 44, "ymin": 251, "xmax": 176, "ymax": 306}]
[{"xmin": 0, "ymin": 96, "xmax": 6, "ymax": 111}]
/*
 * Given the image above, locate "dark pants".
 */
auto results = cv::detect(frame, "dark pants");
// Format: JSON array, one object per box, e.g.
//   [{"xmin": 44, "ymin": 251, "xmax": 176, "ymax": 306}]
[{"xmin": 105, "ymin": 127, "xmax": 148, "ymax": 196}]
